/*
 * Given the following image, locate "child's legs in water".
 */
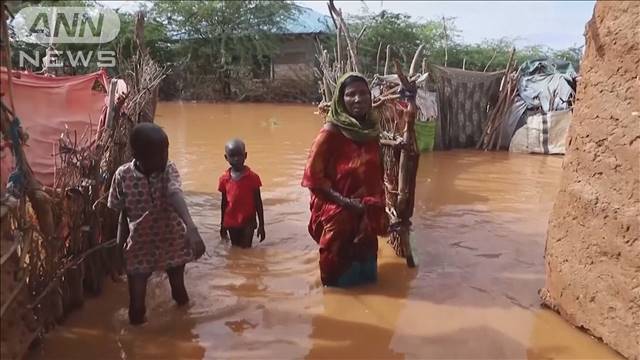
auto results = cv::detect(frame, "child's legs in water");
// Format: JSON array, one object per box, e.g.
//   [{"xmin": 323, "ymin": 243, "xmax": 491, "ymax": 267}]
[
  {"xmin": 127, "ymin": 272, "xmax": 151, "ymax": 325},
  {"xmin": 166, "ymin": 264, "xmax": 189, "ymax": 305},
  {"xmin": 228, "ymin": 226, "xmax": 255, "ymax": 248}
]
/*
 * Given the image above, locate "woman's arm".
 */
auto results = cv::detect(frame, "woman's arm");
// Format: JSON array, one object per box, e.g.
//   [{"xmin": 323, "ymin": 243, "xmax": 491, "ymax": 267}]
[{"xmin": 313, "ymin": 187, "xmax": 364, "ymax": 215}]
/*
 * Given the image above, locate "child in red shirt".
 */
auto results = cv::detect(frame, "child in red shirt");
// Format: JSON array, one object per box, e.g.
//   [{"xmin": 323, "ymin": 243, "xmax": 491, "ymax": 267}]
[{"xmin": 218, "ymin": 139, "xmax": 265, "ymax": 248}]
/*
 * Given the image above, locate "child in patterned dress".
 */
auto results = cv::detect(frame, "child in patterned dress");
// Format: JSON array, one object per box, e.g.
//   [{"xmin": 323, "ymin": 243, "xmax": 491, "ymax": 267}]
[
  {"xmin": 218, "ymin": 139, "xmax": 266, "ymax": 248},
  {"xmin": 108, "ymin": 123, "xmax": 205, "ymax": 325}
]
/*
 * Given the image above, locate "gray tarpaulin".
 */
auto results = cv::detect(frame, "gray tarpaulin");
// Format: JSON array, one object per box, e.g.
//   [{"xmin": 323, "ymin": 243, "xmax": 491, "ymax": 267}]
[
  {"xmin": 499, "ymin": 99, "xmax": 528, "ymax": 149},
  {"xmin": 500, "ymin": 59, "xmax": 577, "ymax": 149},
  {"xmin": 509, "ymin": 110, "xmax": 572, "ymax": 154},
  {"xmin": 516, "ymin": 59, "xmax": 577, "ymax": 113},
  {"xmin": 517, "ymin": 72, "xmax": 575, "ymax": 113}
]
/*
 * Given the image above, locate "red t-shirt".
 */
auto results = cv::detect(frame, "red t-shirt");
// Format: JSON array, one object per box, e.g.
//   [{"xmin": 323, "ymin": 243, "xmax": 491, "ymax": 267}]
[{"xmin": 218, "ymin": 167, "xmax": 262, "ymax": 228}]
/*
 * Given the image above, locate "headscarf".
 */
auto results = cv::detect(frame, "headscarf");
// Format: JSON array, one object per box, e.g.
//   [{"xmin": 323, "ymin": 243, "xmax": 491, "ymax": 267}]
[{"xmin": 327, "ymin": 72, "xmax": 380, "ymax": 142}]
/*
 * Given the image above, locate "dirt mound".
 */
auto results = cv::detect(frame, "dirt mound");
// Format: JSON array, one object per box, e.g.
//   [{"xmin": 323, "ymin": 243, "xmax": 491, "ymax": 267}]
[{"xmin": 541, "ymin": 1, "xmax": 640, "ymax": 359}]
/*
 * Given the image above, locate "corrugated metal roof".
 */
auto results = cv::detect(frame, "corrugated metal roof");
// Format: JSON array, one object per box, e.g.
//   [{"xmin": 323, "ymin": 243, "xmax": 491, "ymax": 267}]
[{"xmin": 284, "ymin": 6, "xmax": 332, "ymax": 34}]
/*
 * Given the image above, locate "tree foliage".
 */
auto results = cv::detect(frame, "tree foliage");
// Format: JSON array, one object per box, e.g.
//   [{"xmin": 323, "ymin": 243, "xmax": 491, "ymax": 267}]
[
  {"xmin": 6, "ymin": 1, "xmax": 583, "ymax": 100},
  {"xmin": 344, "ymin": 10, "xmax": 581, "ymax": 76},
  {"xmin": 149, "ymin": 1, "xmax": 299, "ymax": 99}
]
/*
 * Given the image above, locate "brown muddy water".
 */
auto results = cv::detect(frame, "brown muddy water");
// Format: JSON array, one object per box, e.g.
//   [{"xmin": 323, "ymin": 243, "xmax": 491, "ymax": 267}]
[{"xmin": 30, "ymin": 102, "xmax": 621, "ymax": 360}]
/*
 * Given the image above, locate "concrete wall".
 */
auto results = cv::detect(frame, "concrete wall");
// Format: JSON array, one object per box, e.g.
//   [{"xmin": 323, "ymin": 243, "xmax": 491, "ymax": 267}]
[{"xmin": 541, "ymin": 2, "xmax": 639, "ymax": 359}]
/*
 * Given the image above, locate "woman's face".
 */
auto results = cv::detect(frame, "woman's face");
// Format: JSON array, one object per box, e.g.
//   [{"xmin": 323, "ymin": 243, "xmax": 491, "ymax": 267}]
[{"xmin": 343, "ymin": 80, "xmax": 371, "ymax": 120}]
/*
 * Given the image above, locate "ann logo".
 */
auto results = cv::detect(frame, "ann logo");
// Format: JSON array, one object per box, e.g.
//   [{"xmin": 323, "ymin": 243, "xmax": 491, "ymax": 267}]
[
  {"xmin": 29, "ymin": 11, "xmax": 105, "ymax": 38},
  {"xmin": 15, "ymin": 6, "xmax": 120, "ymax": 44}
]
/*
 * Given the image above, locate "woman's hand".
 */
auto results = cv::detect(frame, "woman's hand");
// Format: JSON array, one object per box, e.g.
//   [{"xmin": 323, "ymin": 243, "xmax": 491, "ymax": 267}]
[{"xmin": 342, "ymin": 197, "xmax": 365, "ymax": 215}]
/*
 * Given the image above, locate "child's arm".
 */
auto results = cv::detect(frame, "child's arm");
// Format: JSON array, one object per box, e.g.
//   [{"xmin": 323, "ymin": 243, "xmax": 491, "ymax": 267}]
[
  {"xmin": 168, "ymin": 191, "xmax": 205, "ymax": 258},
  {"xmin": 166, "ymin": 163, "xmax": 205, "ymax": 258},
  {"xmin": 254, "ymin": 188, "xmax": 265, "ymax": 242},
  {"xmin": 117, "ymin": 209, "xmax": 129, "ymax": 249},
  {"xmin": 220, "ymin": 192, "xmax": 228, "ymax": 239},
  {"xmin": 168, "ymin": 191, "xmax": 197, "ymax": 230}
]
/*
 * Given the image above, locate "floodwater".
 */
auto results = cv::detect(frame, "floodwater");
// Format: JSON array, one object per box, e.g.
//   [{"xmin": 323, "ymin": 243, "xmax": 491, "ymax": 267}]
[{"xmin": 30, "ymin": 103, "xmax": 621, "ymax": 360}]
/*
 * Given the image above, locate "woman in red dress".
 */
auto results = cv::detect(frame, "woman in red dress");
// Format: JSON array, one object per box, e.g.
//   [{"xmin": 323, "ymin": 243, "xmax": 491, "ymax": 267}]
[{"xmin": 302, "ymin": 73, "xmax": 388, "ymax": 287}]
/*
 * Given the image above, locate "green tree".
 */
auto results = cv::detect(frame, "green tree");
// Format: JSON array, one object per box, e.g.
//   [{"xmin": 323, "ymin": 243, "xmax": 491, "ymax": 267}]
[
  {"xmin": 551, "ymin": 45, "xmax": 583, "ymax": 72},
  {"xmin": 149, "ymin": 0, "xmax": 299, "ymax": 99},
  {"xmin": 344, "ymin": 11, "xmax": 460, "ymax": 75}
]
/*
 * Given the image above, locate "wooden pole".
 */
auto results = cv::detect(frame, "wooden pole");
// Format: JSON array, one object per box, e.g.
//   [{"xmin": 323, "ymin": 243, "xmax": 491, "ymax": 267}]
[
  {"xmin": 484, "ymin": 49, "xmax": 498, "ymax": 72},
  {"xmin": 105, "ymin": 79, "xmax": 118, "ymax": 129},
  {"xmin": 442, "ymin": 16, "xmax": 448, "ymax": 67},
  {"xmin": 329, "ymin": 0, "xmax": 359, "ymax": 73},
  {"xmin": 478, "ymin": 47, "xmax": 516, "ymax": 150},
  {"xmin": 384, "ymin": 45, "xmax": 391, "ymax": 75},
  {"xmin": 393, "ymin": 60, "xmax": 417, "ymax": 268},
  {"xmin": 462, "ymin": 58, "xmax": 466, "ymax": 70},
  {"xmin": 376, "ymin": 42, "xmax": 383, "ymax": 74}
]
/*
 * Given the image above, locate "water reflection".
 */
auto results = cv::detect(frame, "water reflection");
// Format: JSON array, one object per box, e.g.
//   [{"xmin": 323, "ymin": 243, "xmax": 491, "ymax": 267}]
[{"xmin": 307, "ymin": 244, "xmax": 417, "ymax": 359}]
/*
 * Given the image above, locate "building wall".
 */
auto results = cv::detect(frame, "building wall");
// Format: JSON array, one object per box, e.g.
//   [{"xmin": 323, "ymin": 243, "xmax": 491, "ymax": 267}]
[
  {"xmin": 541, "ymin": 2, "xmax": 640, "ymax": 359},
  {"xmin": 273, "ymin": 36, "xmax": 316, "ymax": 81}
]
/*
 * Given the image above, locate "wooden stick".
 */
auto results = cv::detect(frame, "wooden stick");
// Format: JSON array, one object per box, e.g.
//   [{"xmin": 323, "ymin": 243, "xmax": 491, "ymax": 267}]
[
  {"xmin": 327, "ymin": 3, "xmax": 342, "ymax": 73},
  {"xmin": 380, "ymin": 138, "xmax": 404, "ymax": 147},
  {"xmin": 442, "ymin": 16, "xmax": 448, "ymax": 67},
  {"xmin": 478, "ymin": 47, "xmax": 516, "ymax": 150},
  {"xmin": 0, "ymin": 240, "xmax": 19, "ymax": 266},
  {"xmin": 355, "ymin": 25, "xmax": 368, "ymax": 53},
  {"xmin": 28, "ymin": 238, "xmax": 118, "ymax": 309},
  {"xmin": 484, "ymin": 49, "xmax": 498, "ymax": 72},
  {"xmin": 393, "ymin": 59, "xmax": 417, "ymax": 268},
  {"xmin": 373, "ymin": 94, "xmax": 401, "ymax": 107},
  {"xmin": 329, "ymin": 0, "xmax": 359, "ymax": 72},
  {"xmin": 409, "ymin": 44, "xmax": 425, "ymax": 76},
  {"xmin": 105, "ymin": 79, "xmax": 118, "ymax": 129},
  {"xmin": 376, "ymin": 42, "xmax": 383, "ymax": 74},
  {"xmin": 0, "ymin": 278, "xmax": 26, "ymax": 318},
  {"xmin": 336, "ymin": 21, "xmax": 343, "ymax": 72},
  {"xmin": 327, "ymin": 2, "xmax": 338, "ymax": 29},
  {"xmin": 384, "ymin": 45, "xmax": 391, "ymax": 75}
]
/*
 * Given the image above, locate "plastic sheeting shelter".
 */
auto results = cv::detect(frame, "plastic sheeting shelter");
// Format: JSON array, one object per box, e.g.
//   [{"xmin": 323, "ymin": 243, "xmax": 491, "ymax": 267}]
[
  {"xmin": 509, "ymin": 110, "xmax": 571, "ymax": 154},
  {"xmin": 0, "ymin": 68, "xmax": 108, "ymax": 186},
  {"xmin": 500, "ymin": 58, "xmax": 577, "ymax": 150}
]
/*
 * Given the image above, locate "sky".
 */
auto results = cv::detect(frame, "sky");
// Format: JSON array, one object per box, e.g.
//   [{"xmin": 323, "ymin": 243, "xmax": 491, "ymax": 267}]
[
  {"xmin": 296, "ymin": 1, "xmax": 595, "ymax": 49},
  {"xmin": 100, "ymin": 1, "xmax": 596, "ymax": 50}
]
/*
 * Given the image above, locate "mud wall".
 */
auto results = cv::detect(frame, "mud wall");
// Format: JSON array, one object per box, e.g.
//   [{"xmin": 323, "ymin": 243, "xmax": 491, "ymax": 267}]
[{"xmin": 541, "ymin": 2, "xmax": 639, "ymax": 359}]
